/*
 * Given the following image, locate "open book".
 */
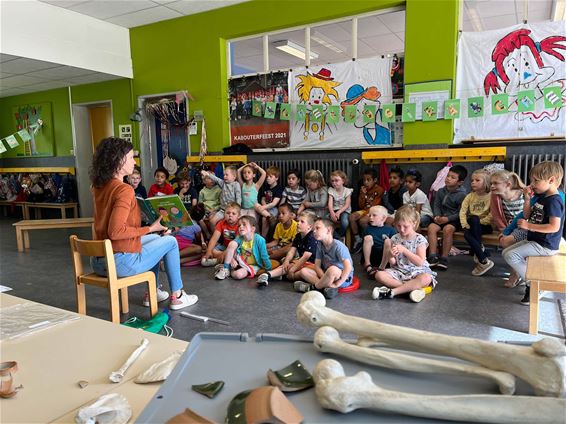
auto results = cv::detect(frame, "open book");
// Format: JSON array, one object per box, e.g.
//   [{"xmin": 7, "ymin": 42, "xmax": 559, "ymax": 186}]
[{"xmin": 137, "ymin": 195, "xmax": 194, "ymax": 228}]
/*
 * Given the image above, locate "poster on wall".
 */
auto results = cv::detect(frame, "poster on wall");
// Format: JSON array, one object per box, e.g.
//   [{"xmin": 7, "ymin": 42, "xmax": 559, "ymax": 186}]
[
  {"xmin": 12, "ymin": 102, "xmax": 54, "ymax": 156},
  {"xmin": 229, "ymin": 71, "xmax": 290, "ymax": 149},
  {"xmin": 288, "ymin": 56, "xmax": 392, "ymax": 150},
  {"xmin": 454, "ymin": 20, "xmax": 566, "ymax": 143}
]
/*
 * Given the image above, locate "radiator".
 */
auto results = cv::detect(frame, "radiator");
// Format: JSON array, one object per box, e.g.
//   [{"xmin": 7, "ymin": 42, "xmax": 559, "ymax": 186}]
[
  {"xmin": 256, "ymin": 158, "xmax": 354, "ymax": 184},
  {"xmin": 510, "ymin": 153, "xmax": 566, "ymax": 191}
]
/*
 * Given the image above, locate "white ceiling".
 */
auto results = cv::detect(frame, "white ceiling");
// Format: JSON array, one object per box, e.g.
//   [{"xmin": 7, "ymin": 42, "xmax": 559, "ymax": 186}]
[{"xmin": 0, "ymin": 0, "xmax": 559, "ymax": 98}]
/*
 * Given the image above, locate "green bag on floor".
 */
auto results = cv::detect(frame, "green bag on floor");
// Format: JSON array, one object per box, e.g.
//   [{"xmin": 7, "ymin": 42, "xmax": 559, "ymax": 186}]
[{"xmin": 122, "ymin": 310, "xmax": 170, "ymax": 334}]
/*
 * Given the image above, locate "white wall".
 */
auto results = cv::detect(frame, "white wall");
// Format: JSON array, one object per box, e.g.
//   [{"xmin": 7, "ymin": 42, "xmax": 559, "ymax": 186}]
[{"xmin": 0, "ymin": 0, "xmax": 132, "ymax": 78}]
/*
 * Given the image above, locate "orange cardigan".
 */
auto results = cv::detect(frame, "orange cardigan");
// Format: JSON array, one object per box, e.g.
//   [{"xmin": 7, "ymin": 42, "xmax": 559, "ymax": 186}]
[{"xmin": 92, "ymin": 179, "xmax": 150, "ymax": 253}]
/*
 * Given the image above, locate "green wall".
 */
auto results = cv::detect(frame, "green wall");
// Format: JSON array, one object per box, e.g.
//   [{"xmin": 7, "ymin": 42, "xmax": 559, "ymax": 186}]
[
  {"xmin": 403, "ymin": 0, "xmax": 460, "ymax": 145},
  {"xmin": 70, "ymin": 79, "xmax": 135, "ymax": 148},
  {"xmin": 130, "ymin": 0, "xmax": 406, "ymax": 153},
  {"xmin": 0, "ymin": 87, "xmax": 72, "ymax": 158}
]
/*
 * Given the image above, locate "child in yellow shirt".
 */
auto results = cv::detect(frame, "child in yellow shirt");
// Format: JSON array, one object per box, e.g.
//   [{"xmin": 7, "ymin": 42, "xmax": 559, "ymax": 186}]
[
  {"xmin": 459, "ymin": 169, "xmax": 493, "ymax": 276},
  {"xmin": 267, "ymin": 203, "xmax": 298, "ymax": 260}
]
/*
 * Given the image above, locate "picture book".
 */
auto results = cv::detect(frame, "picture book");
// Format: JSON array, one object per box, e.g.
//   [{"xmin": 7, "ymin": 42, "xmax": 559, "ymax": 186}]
[{"xmin": 137, "ymin": 195, "xmax": 194, "ymax": 228}]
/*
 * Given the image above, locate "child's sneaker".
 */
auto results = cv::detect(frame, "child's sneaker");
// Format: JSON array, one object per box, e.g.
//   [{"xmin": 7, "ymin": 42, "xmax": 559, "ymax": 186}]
[
  {"xmin": 427, "ymin": 254, "xmax": 439, "ymax": 267},
  {"xmin": 201, "ymin": 257, "xmax": 218, "ymax": 267},
  {"xmin": 323, "ymin": 287, "xmax": 339, "ymax": 299},
  {"xmin": 471, "ymin": 258, "xmax": 494, "ymax": 276},
  {"xmin": 504, "ymin": 271, "xmax": 522, "ymax": 288},
  {"xmin": 214, "ymin": 267, "xmax": 230, "ymax": 280},
  {"xmin": 256, "ymin": 273, "xmax": 269, "ymax": 288},
  {"xmin": 294, "ymin": 281, "xmax": 312, "ymax": 293},
  {"xmin": 169, "ymin": 290, "xmax": 198, "ymax": 310},
  {"xmin": 436, "ymin": 257, "xmax": 448, "ymax": 270},
  {"xmin": 372, "ymin": 286, "xmax": 393, "ymax": 300},
  {"xmin": 409, "ymin": 289, "xmax": 426, "ymax": 303},
  {"xmin": 142, "ymin": 286, "xmax": 170, "ymax": 307}
]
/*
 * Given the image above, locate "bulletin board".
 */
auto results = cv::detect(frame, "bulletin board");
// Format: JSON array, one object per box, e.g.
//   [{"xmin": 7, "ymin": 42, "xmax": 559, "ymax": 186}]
[{"xmin": 404, "ymin": 80, "xmax": 453, "ymax": 121}]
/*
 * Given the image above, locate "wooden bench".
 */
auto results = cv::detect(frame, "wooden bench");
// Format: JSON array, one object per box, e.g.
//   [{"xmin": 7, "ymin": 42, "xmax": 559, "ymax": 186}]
[
  {"xmin": 0, "ymin": 200, "xmax": 29, "ymax": 219},
  {"xmin": 25, "ymin": 202, "xmax": 78, "ymax": 219},
  {"xmin": 526, "ymin": 253, "xmax": 566, "ymax": 335},
  {"xmin": 13, "ymin": 218, "xmax": 94, "ymax": 252},
  {"xmin": 418, "ymin": 229, "xmax": 500, "ymax": 247}
]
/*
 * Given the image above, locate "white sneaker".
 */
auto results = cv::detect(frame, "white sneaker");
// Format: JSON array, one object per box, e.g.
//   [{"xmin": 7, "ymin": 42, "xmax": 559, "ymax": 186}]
[
  {"xmin": 201, "ymin": 257, "xmax": 218, "ymax": 267},
  {"xmin": 471, "ymin": 258, "xmax": 494, "ymax": 276},
  {"xmin": 143, "ymin": 286, "xmax": 169, "ymax": 307},
  {"xmin": 256, "ymin": 273, "xmax": 269, "ymax": 288},
  {"xmin": 214, "ymin": 267, "xmax": 230, "ymax": 280},
  {"xmin": 409, "ymin": 289, "xmax": 426, "ymax": 303},
  {"xmin": 169, "ymin": 290, "xmax": 198, "ymax": 310}
]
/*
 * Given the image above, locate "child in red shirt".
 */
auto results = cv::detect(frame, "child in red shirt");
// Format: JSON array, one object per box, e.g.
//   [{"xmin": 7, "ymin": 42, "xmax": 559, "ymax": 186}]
[
  {"xmin": 148, "ymin": 167, "xmax": 174, "ymax": 197},
  {"xmin": 201, "ymin": 202, "xmax": 241, "ymax": 266}
]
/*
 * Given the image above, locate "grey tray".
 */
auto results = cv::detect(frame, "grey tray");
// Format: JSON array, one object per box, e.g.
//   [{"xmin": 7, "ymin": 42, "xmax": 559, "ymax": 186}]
[{"xmin": 136, "ymin": 332, "xmax": 533, "ymax": 423}]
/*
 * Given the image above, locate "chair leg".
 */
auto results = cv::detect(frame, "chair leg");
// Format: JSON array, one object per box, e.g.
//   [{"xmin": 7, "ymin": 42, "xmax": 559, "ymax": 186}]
[
  {"xmin": 147, "ymin": 277, "xmax": 158, "ymax": 318},
  {"xmin": 529, "ymin": 281, "xmax": 540, "ymax": 335},
  {"xmin": 109, "ymin": 288, "xmax": 121, "ymax": 324},
  {"xmin": 120, "ymin": 287, "xmax": 129, "ymax": 314},
  {"xmin": 76, "ymin": 282, "xmax": 86, "ymax": 315}
]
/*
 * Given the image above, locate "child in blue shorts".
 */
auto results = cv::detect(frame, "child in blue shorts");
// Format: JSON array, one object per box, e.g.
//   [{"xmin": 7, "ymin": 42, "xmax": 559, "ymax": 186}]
[{"xmin": 294, "ymin": 218, "xmax": 353, "ymax": 299}]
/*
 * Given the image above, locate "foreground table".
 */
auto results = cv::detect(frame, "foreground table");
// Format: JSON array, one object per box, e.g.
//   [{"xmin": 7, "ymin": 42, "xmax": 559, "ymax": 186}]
[{"xmin": 0, "ymin": 294, "xmax": 187, "ymax": 423}]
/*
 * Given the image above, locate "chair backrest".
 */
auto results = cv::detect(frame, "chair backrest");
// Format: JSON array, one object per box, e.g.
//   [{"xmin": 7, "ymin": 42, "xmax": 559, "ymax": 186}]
[{"xmin": 69, "ymin": 235, "xmax": 118, "ymax": 281}]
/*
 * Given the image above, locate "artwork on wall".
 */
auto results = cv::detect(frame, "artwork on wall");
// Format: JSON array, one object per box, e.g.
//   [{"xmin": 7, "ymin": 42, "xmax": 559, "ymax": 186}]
[
  {"xmin": 12, "ymin": 102, "xmax": 54, "ymax": 156},
  {"xmin": 455, "ymin": 20, "xmax": 566, "ymax": 142},
  {"xmin": 229, "ymin": 71, "xmax": 290, "ymax": 149}
]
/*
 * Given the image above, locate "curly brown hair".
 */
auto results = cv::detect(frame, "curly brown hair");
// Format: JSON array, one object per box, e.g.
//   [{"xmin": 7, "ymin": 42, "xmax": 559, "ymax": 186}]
[{"xmin": 90, "ymin": 137, "xmax": 133, "ymax": 188}]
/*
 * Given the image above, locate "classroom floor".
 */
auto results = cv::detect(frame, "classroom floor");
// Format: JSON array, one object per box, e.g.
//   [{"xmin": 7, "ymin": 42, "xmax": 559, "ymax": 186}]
[{"xmin": 1, "ymin": 218, "xmax": 564, "ymax": 344}]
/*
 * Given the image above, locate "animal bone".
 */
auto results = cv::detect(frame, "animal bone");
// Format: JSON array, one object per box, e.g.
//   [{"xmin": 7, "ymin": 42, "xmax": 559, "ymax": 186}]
[
  {"xmin": 297, "ymin": 291, "xmax": 566, "ymax": 397},
  {"xmin": 314, "ymin": 326, "xmax": 515, "ymax": 395},
  {"xmin": 109, "ymin": 338, "xmax": 149, "ymax": 383},
  {"xmin": 314, "ymin": 359, "xmax": 566, "ymax": 424}
]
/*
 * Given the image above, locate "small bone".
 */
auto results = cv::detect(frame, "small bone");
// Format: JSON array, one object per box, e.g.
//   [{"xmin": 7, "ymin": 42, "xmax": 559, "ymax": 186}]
[
  {"xmin": 109, "ymin": 338, "xmax": 149, "ymax": 383},
  {"xmin": 297, "ymin": 291, "xmax": 566, "ymax": 397},
  {"xmin": 314, "ymin": 327, "xmax": 515, "ymax": 395},
  {"xmin": 313, "ymin": 359, "xmax": 566, "ymax": 424}
]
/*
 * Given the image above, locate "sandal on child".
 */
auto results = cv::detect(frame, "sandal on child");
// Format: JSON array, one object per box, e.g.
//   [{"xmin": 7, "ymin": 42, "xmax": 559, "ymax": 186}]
[{"xmin": 365, "ymin": 265, "xmax": 378, "ymax": 278}]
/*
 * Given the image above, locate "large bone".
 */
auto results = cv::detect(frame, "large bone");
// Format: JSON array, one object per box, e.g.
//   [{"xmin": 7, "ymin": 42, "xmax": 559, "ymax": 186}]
[
  {"xmin": 314, "ymin": 326, "xmax": 516, "ymax": 395},
  {"xmin": 297, "ymin": 291, "xmax": 566, "ymax": 397},
  {"xmin": 314, "ymin": 359, "xmax": 566, "ymax": 424}
]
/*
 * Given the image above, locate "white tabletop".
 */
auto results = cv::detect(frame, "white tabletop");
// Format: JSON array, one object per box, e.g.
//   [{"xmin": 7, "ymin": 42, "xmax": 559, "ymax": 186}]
[{"xmin": 0, "ymin": 293, "xmax": 188, "ymax": 423}]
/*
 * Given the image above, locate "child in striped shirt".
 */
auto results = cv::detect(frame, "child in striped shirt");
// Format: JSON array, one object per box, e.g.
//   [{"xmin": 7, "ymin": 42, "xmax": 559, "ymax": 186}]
[{"xmin": 282, "ymin": 169, "xmax": 307, "ymax": 212}]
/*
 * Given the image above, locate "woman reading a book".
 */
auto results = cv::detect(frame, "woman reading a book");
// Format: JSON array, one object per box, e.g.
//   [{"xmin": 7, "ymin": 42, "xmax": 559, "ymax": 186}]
[{"xmin": 89, "ymin": 137, "xmax": 199, "ymax": 310}]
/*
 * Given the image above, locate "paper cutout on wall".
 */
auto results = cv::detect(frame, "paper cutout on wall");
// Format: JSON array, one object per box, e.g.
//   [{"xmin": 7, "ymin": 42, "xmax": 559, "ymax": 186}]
[
  {"xmin": 517, "ymin": 90, "xmax": 535, "ymax": 112},
  {"xmin": 543, "ymin": 86, "xmax": 563, "ymax": 108},
  {"xmin": 4, "ymin": 135, "xmax": 19, "ymax": 148},
  {"xmin": 467, "ymin": 97, "xmax": 484, "ymax": 118},
  {"xmin": 402, "ymin": 103, "xmax": 416, "ymax": 122},
  {"xmin": 326, "ymin": 105, "xmax": 340, "ymax": 124},
  {"xmin": 279, "ymin": 103, "xmax": 291, "ymax": 120},
  {"xmin": 382, "ymin": 104, "xmax": 396, "ymax": 123},
  {"xmin": 444, "ymin": 99, "xmax": 461, "ymax": 119},
  {"xmin": 491, "ymin": 94, "xmax": 509, "ymax": 115},
  {"xmin": 422, "ymin": 101, "xmax": 438, "ymax": 121}
]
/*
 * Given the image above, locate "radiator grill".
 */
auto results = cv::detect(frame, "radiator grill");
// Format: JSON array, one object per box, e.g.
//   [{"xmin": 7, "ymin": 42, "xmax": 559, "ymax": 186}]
[
  {"xmin": 509, "ymin": 153, "xmax": 566, "ymax": 191},
  {"xmin": 256, "ymin": 159, "xmax": 353, "ymax": 184}
]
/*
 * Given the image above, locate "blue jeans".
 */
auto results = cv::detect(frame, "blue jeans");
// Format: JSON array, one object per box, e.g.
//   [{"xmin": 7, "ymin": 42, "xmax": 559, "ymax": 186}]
[
  {"xmin": 333, "ymin": 212, "xmax": 350, "ymax": 238},
  {"xmin": 464, "ymin": 216, "xmax": 493, "ymax": 262},
  {"xmin": 91, "ymin": 234, "xmax": 184, "ymax": 292}
]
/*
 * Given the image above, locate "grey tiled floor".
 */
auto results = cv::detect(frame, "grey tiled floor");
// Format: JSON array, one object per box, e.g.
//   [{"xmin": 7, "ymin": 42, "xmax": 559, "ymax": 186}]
[{"xmin": 1, "ymin": 218, "xmax": 563, "ymax": 343}]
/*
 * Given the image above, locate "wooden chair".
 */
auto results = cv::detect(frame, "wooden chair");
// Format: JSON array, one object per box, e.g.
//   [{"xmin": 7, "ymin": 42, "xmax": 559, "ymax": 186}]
[{"xmin": 69, "ymin": 235, "xmax": 158, "ymax": 324}]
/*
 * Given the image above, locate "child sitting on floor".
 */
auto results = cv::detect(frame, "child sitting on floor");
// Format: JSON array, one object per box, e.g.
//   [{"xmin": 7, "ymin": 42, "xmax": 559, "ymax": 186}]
[
  {"xmin": 362, "ymin": 205, "xmax": 397, "ymax": 278},
  {"xmin": 214, "ymin": 215, "xmax": 273, "ymax": 280},
  {"xmin": 201, "ymin": 202, "xmax": 241, "ymax": 267},
  {"xmin": 293, "ymin": 218, "xmax": 353, "ymax": 300},
  {"xmin": 350, "ymin": 168, "xmax": 384, "ymax": 252},
  {"xmin": 460, "ymin": 169, "xmax": 493, "ymax": 276},
  {"xmin": 373, "ymin": 205, "xmax": 437, "ymax": 303},
  {"xmin": 173, "ymin": 204, "xmax": 206, "ymax": 266},
  {"xmin": 148, "ymin": 167, "xmax": 174, "ymax": 197},
  {"xmin": 266, "ymin": 203, "xmax": 298, "ymax": 260},
  {"xmin": 256, "ymin": 210, "xmax": 317, "ymax": 288},
  {"xmin": 198, "ymin": 174, "xmax": 222, "ymax": 239},
  {"xmin": 202, "ymin": 166, "xmax": 242, "ymax": 231},
  {"xmin": 175, "ymin": 172, "xmax": 198, "ymax": 210},
  {"xmin": 255, "ymin": 166, "xmax": 284, "ymax": 238},
  {"xmin": 426, "ymin": 164, "xmax": 468, "ymax": 270},
  {"xmin": 237, "ymin": 162, "xmax": 266, "ymax": 218},
  {"xmin": 382, "ymin": 166, "xmax": 405, "ymax": 224}
]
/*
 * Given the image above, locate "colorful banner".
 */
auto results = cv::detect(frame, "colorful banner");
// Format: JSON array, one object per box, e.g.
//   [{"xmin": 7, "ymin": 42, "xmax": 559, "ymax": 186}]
[
  {"xmin": 455, "ymin": 21, "xmax": 566, "ymax": 142},
  {"xmin": 4, "ymin": 135, "xmax": 19, "ymax": 148},
  {"xmin": 229, "ymin": 72, "xmax": 290, "ymax": 148},
  {"xmin": 288, "ymin": 56, "xmax": 392, "ymax": 149}
]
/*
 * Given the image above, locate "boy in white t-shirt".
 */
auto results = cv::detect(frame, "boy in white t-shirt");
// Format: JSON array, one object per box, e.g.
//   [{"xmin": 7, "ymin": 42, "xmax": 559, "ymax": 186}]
[{"xmin": 403, "ymin": 169, "xmax": 433, "ymax": 227}]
